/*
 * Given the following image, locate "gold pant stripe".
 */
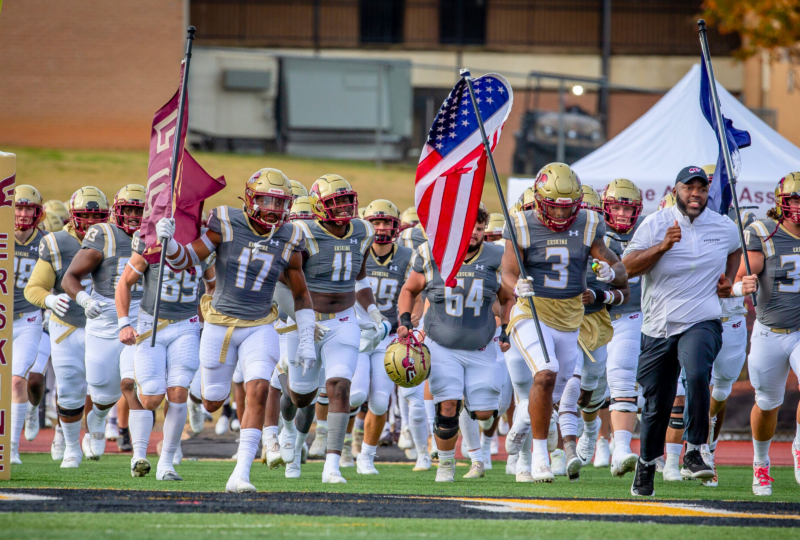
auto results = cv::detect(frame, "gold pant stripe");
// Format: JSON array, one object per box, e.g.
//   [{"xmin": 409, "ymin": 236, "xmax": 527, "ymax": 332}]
[
  {"xmin": 510, "ymin": 326, "xmax": 538, "ymax": 375},
  {"xmin": 276, "ymin": 324, "xmax": 298, "ymax": 335},
  {"xmin": 315, "ymin": 312, "xmax": 336, "ymax": 321},
  {"xmin": 578, "ymin": 337, "xmax": 596, "ymax": 363},
  {"xmin": 54, "ymin": 325, "xmax": 77, "ymax": 345},
  {"xmin": 219, "ymin": 326, "xmax": 236, "ymax": 364},
  {"xmin": 135, "ymin": 320, "xmax": 172, "ymax": 345}
]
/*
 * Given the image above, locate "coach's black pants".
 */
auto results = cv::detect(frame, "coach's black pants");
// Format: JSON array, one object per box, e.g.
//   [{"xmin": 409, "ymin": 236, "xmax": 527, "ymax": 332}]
[{"xmin": 636, "ymin": 319, "xmax": 722, "ymax": 462}]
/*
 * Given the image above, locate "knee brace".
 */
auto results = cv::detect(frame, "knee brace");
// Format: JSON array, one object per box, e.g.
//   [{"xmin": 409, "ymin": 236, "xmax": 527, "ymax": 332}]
[
  {"xmin": 582, "ymin": 394, "xmax": 607, "ymax": 414},
  {"xmin": 467, "ymin": 409, "xmax": 498, "ymax": 421},
  {"xmin": 368, "ymin": 392, "xmax": 391, "ymax": 417},
  {"xmin": 57, "ymin": 404, "xmax": 85, "ymax": 418},
  {"xmin": 349, "ymin": 407, "xmax": 360, "ymax": 418},
  {"xmin": 669, "ymin": 406, "xmax": 685, "ymax": 430},
  {"xmin": 609, "ymin": 397, "xmax": 638, "ymax": 413},
  {"xmin": 433, "ymin": 400, "xmax": 463, "ymax": 441},
  {"xmin": 711, "ymin": 384, "xmax": 732, "ymax": 403}
]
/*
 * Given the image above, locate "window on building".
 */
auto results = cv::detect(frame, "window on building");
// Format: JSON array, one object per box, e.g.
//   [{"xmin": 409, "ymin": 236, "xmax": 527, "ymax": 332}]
[
  {"xmin": 440, "ymin": 0, "xmax": 486, "ymax": 45},
  {"xmin": 360, "ymin": 0, "xmax": 404, "ymax": 44}
]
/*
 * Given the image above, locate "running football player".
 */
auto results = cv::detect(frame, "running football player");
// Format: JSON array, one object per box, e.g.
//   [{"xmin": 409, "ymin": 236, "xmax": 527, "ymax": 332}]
[
  {"xmin": 24, "ymin": 187, "xmax": 111, "ymax": 468},
  {"xmin": 502, "ymin": 163, "xmax": 628, "ymax": 483}
]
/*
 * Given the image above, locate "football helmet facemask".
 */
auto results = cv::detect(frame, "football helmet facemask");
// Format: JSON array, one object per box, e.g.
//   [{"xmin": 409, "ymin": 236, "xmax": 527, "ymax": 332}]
[
  {"xmin": 400, "ymin": 206, "xmax": 419, "ymax": 231},
  {"xmin": 602, "ymin": 178, "xmax": 643, "ymax": 233},
  {"xmin": 580, "ymin": 185, "xmax": 602, "ymax": 213},
  {"xmin": 384, "ymin": 332, "xmax": 431, "ymax": 388},
  {"xmin": 485, "ymin": 213, "xmax": 505, "ymax": 242},
  {"xmin": 69, "ymin": 186, "xmax": 110, "ymax": 234},
  {"xmin": 244, "ymin": 168, "xmax": 293, "ymax": 230},
  {"xmin": 14, "ymin": 185, "xmax": 44, "ymax": 231},
  {"xmin": 776, "ymin": 173, "xmax": 800, "ymax": 224},
  {"xmin": 309, "ymin": 174, "xmax": 358, "ymax": 226},
  {"xmin": 111, "ymin": 184, "xmax": 146, "ymax": 235},
  {"xmin": 533, "ymin": 163, "xmax": 583, "ymax": 232},
  {"xmin": 289, "ymin": 196, "xmax": 315, "ymax": 221},
  {"xmin": 364, "ymin": 199, "xmax": 401, "ymax": 244}
]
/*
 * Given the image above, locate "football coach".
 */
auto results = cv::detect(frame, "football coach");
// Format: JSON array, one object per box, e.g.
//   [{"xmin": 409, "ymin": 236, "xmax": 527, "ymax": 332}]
[{"xmin": 622, "ymin": 166, "xmax": 741, "ymax": 496}]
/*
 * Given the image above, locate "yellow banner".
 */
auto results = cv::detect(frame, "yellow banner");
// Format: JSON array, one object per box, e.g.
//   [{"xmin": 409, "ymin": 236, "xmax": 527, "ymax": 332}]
[{"xmin": 0, "ymin": 151, "xmax": 14, "ymax": 480}]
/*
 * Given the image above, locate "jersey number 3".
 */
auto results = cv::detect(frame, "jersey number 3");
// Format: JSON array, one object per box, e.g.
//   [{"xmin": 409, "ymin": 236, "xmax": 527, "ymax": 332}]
[{"xmin": 544, "ymin": 246, "xmax": 569, "ymax": 289}]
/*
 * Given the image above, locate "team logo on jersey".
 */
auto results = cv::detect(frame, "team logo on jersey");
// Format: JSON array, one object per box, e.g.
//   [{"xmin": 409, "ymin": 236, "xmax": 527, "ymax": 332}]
[{"xmin": 569, "ymin": 230, "xmax": 579, "ymax": 236}]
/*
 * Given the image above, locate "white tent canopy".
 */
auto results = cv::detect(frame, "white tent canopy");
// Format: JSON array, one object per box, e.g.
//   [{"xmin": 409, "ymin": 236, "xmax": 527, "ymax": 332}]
[{"xmin": 507, "ymin": 64, "xmax": 800, "ymax": 216}]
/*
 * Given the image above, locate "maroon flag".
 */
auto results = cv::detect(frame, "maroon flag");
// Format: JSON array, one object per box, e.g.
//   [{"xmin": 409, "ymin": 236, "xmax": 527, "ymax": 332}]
[{"xmin": 141, "ymin": 64, "xmax": 225, "ymax": 266}]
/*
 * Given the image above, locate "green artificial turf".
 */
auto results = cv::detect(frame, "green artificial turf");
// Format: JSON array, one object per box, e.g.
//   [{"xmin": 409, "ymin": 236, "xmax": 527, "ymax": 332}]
[{"xmin": 5, "ymin": 453, "xmax": 800, "ymax": 502}]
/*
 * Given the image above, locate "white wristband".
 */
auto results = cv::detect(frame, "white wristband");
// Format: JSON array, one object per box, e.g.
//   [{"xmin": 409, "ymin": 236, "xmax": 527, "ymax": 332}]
[
  {"xmin": 603, "ymin": 290, "xmax": 614, "ymax": 304},
  {"xmin": 732, "ymin": 281, "xmax": 745, "ymax": 297},
  {"xmin": 165, "ymin": 237, "xmax": 180, "ymax": 257},
  {"xmin": 367, "ymin": 304, "xmax": 380, "ymax": 316},
  {"xmin": 76, "ymin": 290, "xmax": 92, "ymax": 309},
  {"xmin": 118, "ymin": 316, "xmax": 131, "ymax": 330}
]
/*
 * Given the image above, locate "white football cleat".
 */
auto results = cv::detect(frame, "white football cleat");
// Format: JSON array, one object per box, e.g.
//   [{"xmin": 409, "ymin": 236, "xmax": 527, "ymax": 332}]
[
  {"xmin": 322, "ymin": 469, "xmax": 348, "ymax": 484},
  {"xmin": 225, "ymin": 476, "xmax": 257, "ymax": 493},
  {"xmin": 413, "ymin": 453, "xmax": 432, "ymax": 472},
  {"xmin": 397, "ymin": 427, "xmax": 413, "ymax": 450},
  {"xmin": 156, "ymin": 468, "xmax": 183, "ymax": 481},
  {"xmin": 792, "ymin": 442, "xmax": 800, "ymax": 486},
  {"xmin": 435, "ymin": 459, "xmax": 456, "ymax": 482},
  {"xmin": 498, "ymin": 417, "xmax": 510, "ymax": 436},
  {"xmin": 655, "ymin": 455, "xmax": 666, "ymax": 472},
  {"xmin": 131, "ymin": 457, "xmax": 151, "ymax": 477},
  {"xmin": 340, "ymin": 439, "xmax": 355, "ymax": 468},
  {"xmin": 505, "ymin": 453, "xmax": 519, "ymax": 475},
  {"xmin": 550, "ymin": 449, "xmax": 567, "ymax": 476},
  {"xmin": 61, "ymin": 454, "xmax": 82, "ymax": 469},
  {"xmin": 279, "ymin": 425, "xmax": 297, "ymax": 465},
  {"xmin": 516, "ymin": 470, "xmax": 534, "ymax": 483},
  {"xmin": 82, "ymin": 433, "xmax": 99, "ymax": 461},
  {"xmin": 285, "ymin": 461, "xmax": 302, "ymax": 479},
  {"xmin": 104, "ymin": 421, "xmax": 119, "ymax": 441},
  {"xmin": 10, "ymin": 442, "xmax": 22, "ymax": 465},
  {"xmin": 264, "ymin": 434, "xmax": 283, "ymax": 469},
  {"xmin": 576, "ymin": 431, "xmax": 597, "ymax": 466},
  {"xmin": 51, "ymin": 425, "xmax": 65, "ymax": 461},
  {"xmin": 215, "ymin": 415, "xmax": 230, "ymax": 435},
  {"xmin": 173, "ymin": 442, "xmax": 183, "ymax": 466},
  {"xmin": 611, "ymin": 451, "xmax": 638, "ymax": 478},
  {"xmin": 532, "ymin": 462, "xmax": 555, "ymax": 483},
  {"xmin": 188, "ymin": 401, "xmax": 205, "ymax": 435},
  {"xmin": 505, "ymin": 423, "xmax": 531, "ymax": 455},
  {"xmin": 752, "ymin": 462, "xmax": 773, "ymax": 496},
  {"xmin": 24, "ymin": 407, "xmax": 40, "ymax": 442},
  {"xmin": 309, "ymin": 426, "xmax": 327, "ymax": 459},
  {"xmin": 662, "ymin": 462, "xmax": 683, "ymax": 482},
  {"xmin": 491, "ymin": 433, "xmax": 499, "ymax": 455},
  {"xmin": 356, "ymin": 453, "xmax": 379, "ymax": 475},
  {"xmin": 463, "ymin": 462, "xmax": 485, "ymax": 479},
  {"xmin": 89, "ymin": 432, "xmax": 106, "ymax": 460},
  {"xmin": 230, "ymin": 418, "xmax": 241, "ymax": 433}
]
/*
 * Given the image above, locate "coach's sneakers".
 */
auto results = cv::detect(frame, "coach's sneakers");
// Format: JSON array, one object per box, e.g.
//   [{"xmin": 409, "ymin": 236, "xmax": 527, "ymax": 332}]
[
  {"xmin": 264, "ymin": 434, "xmax": 283, "ymax": 469},
  {"xmin": 463, "ymin": 462, "xmax": 485, "ymax": 479},
  {"xmin": 340, "ymin": 437, "xmax": 355, "ymax": 468},
  {"xmin": 413, "ymin": 453, "xmax": 432, "ymax": 472},
  {"xmin": 436, "ymin": 459, "xmax": 456, "ymax": 482},
  {"xmin": 24, "ymin": 406, "xmax": 40, "ymax": 442},
  {"xmin": 51, "ymin": 425, "xmax": 65, "ymax": 461},
  {"xmin": 702, "ymin": 447, "xmax": 718, "ymax": 487},
  {"xmin": 357, "ymin": 453, "xmax": 379, "ymax": 475},
  {"xmin": 631, "ymin": 458, "xmax": 656, "ymax": 497},
  {"xmin": 532, "ymin": 462, "xmax": 555, "ymax": 483},
  {"xmin": 681, "ymin": 449, "xmax": 714, "ymax": 480},
  {"xmin": 792, "ymin": 442, "xmax": 800, "ymax": 485},
  {"xmin": 594, "ymin": 437, "xmax": 610, "ymax": 468},
  {"xmin": 611, "ymin": 451, "xmax": 638, "ymax": 477},
  {"xmin": 61, "ymin": 454, "xmax": 82, "ymax": 469},
  {"xmin": 157, "ymin": 468, "xmax": 183, "ymax": 481},
  {"xmin": 280, "ymin": 423, "xmax": 297, "ymax": 465},
  {"xmin": 398, "ymin": 427, "xmax": 413, "ymax": 450},
  {"xmin": 10, "ymin": 442, "xmax": 21, "ymax": 465},
  {"xmin": 226, "ymin": 475, "xmax": 257, "ymax": 493},
  {"xmin": 752, "ymin": 462, "xmax": 773, "ymax": 496},
  {"xmin": 131, "ymin": 457, "xmax": 151, "ymax": 477},
  {"xmin": 577, "ymin": 431, "xmax": 597, "ymax": 466},
  {"xmin": 506, "ymin": 453, "xmax": 518, "ymax": 475},
  {"xmin": 322, "ymin": 469, "xmax": 348, "ymax": 484},
  {"xmin": 564, "ymin": 441, "xmax": 582, "ymax": 482},
  {"xmin": 505, "ymin": 423, "xmax": 531, "ymax": 455},
  {"xmin": 309, "ymin": 426, "xmax": 327, "ymax": 459},
  {"xmin": 550, "ymin": 449, "xmax": 567, "ymax": 476},
  {"xmin": 188, "ymin": 401, "xmax": 205, "ymax": 435}
]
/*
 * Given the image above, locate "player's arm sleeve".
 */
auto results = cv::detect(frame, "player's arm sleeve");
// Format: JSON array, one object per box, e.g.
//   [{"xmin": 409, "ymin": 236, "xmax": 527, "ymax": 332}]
[
  {"xmin": 272, "ymin": 281, "xmax": 296, "ymax": 320},
  {"xmin": 81, "ymin": 224, "xmax": 106, "ymax": 254},
  {"xmin": 24, "ymin": 258, "xmax": 57, "ymax": 308}
]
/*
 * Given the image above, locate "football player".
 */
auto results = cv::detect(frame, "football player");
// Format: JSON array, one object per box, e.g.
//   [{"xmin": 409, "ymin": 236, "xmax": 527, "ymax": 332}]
[
  {"xmin": 155, "ymin": 168, "xmax": 314, "ymax": 492},
  {"xmin": 24, "ymin": 187, "xmax": 111, "ymax": 468},
  {"xmin": 351, "ymin": 199, "xmax": 420, "ymax": 474},
  {"xmin": 502, "ymin": 163, "xmax": 627, "ymax": 482},
  {"xmin": 400, "ymin": 206, "xmax": 419, "ymax": 231},
  {"xmin": 43, "ymin": 200, "xmax": 69, "ymax": 227},
  {"xmin": 398, "ymin": 221, "xmax": 428, "ymax": 251},
  {"xmin": 10, "ymin": 186, "xmax": 48, "ymax": 464},
  {"xmin": 484, "ymin": 213, "xmax": 505, "ymax": 243},
  {"xmin": 283, "ymin": 174, "xmax": 386, "ymax": 484},
  {"xmin": 578, "ymin": 178, "xmax": 643, "ymax": 477},
  {"xmin": 559, "ymin": 185, "xmax": 629, "ymax": 481},
  {"xmin": 738, "ymin": 174, "xmax": 800, "ymax": 496},
  {"xmin": 62, "ymin": 185, "xmax": 146, "ymax": 463},
  {"xmin": 397, "ymin": 204, "xmax": 515, "ymax": 482}
]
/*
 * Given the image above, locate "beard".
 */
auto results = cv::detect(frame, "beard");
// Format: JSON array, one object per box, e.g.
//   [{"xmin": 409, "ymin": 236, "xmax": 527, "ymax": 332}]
[
  {"xmin": 676, "ymin": 192, "xmax": 707, "ymax": 217},
  {"xmin": 467, "ymin": 237, "xmax": 484, "ymax": 255}
]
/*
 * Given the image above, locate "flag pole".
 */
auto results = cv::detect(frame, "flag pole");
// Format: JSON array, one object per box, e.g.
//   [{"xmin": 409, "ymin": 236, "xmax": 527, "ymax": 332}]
[
  {"xmin": 151, "ymin": 26, "xmax": 196, "ymax": 347},
  {"xmin": 460, "ymin": 68, "xmax": 551, "ymax": 364},
  {"xmin": 697, "ymin": 20, "xmax": 756, "ymax": 306}
]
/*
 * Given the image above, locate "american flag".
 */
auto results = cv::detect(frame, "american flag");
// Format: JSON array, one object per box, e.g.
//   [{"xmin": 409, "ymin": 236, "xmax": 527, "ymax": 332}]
[{"xmin": 414, "ymin": 73, "xmax": 513, "ymax": 286}]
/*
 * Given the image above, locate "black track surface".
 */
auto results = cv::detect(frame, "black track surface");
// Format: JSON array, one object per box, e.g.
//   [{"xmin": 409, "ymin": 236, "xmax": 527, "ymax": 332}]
[{"xmin": 1, "ymin": 489, "xmax": 799, "ymax": 527}]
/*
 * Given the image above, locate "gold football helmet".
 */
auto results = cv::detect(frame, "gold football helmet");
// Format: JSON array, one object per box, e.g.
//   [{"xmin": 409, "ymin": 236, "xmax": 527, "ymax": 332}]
[
  {"xmin": 69, "ymin": 186, "xmax": 110, "ymax": 234},
  {"xmin": 40, "ymin": 212, "xmax": 64, "ymax": 232},
  {"xmin": 14, "ymin": 185, "xmax": 44, "ymax": 231},
  {"xmin": 384, "ymin": 333, "xmax": 431, "ymax": 388},
  {"xmin": 364, "ymin": 199, "xmax": 401, "ymax": 244},
  {"xmin": 509, "ymin": 201, "xmax": 523, "ymax": 214},
  {"xmin": 580, "ymin": 185, "xmax": 602, "ymax": 213},
  {"xmin": 519, "ymin": 186, "xmax": 537, "ymax": 211},
  {"xmin": 658, "ymin": 192, "xmax": 676, "ymax": 209},
  {"xmin": 701, "ymin": 164, "xmax": 716, "ymax": 183},
  {"xmin": 358, "ymin": 207, "xmax": 366, "ymax": 219},
  {"xmin": 602, "ymin": 178, "xmax": 643, "ymax": 233},
  {"xmin": 309, "ymin": 174, "xmax": 358, "ymax": 225},
  {"xmin": 533, "ymin": 163, "xmax": 582, "ymax": 232},
  {"xmin": 289, "ymin": 179, "xmax": 308, "ymax": 200},
  {"xmin": 112, "ymin": 184, "xmax": 146, "ymax": 234},
  {"xmin": 776, "ymin": 173, "xmax": 800, "ymax": 224},
  {"xmin": 44, "ymin": 200, "xmax": 69, "ymax": 225},
  {"xmin": 289, "ymin": 196, "xmax": 315, "ymax": 221},
  {"xmin": 244, "ymin": 168, "xmax": 293, "ymax": 230},
  {"xmin": 485, "ymin": 213, "xmax": 505, "ymax": 242},
  {"xmin": 400, "ymin": 206, "xmax": 419, "ymax": 231}
]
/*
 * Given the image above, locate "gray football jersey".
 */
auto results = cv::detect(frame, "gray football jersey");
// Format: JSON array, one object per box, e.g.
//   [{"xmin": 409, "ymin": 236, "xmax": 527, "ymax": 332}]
[
  {"xmin": 134, "ymin": 231, "xmax": 205, "ymax": 320},
  {"xmin": 15, "ymin": 229, "xmax": 45, "ymax": 314},
  {"xmin": 293, "ymin": 218, "xmax": 374, "ymax": 294},
  {"xmin": 503, "ymin": 209, "xmax": 605, "ymax": 300},
  {"xmin": 82, "ymin": 223, "xmax": 143, "ymax": 300},
  {"xmin": 38, "ymin": 230, "xmax": 87, "ymax": 327},
  {"xmin": 365, "ymin": 244, "xmax": 414, "ymax": 329},
  {"xmin": 398, "ymin": 225, "xmax": 428, "ymax": 250},
  {"xmin": 413, "ymin": 241, "xmax": 503, "ymax": 350},
  {"xmin": 745, "ymin": 219, "xmax": 800, "ymax": 328},
  {"xmin": 605, "ymin": 218, "xmax": 642, "ymax": 315},
  {"xmin": 208, "ymin": 206, "xmax": 305, "ymax": 321}
]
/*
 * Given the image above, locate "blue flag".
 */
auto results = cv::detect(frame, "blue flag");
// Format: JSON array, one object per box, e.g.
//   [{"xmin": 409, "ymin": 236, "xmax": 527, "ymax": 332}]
[{"xmin": 699, "ymin": 54, "xmax": 751, "ymax": 215}]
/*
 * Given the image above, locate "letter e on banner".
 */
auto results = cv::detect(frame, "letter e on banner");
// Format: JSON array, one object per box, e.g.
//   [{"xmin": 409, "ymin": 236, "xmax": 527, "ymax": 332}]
[{"xmin": 0, "ymin": 152, "xmax": 14, "ymax": 480}]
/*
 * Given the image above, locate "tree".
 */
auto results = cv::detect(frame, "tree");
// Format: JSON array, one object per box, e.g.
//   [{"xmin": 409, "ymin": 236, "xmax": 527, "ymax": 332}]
[{"xmin": 703, "ymin": 0, "xmax": 800, "ymax": 60}]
